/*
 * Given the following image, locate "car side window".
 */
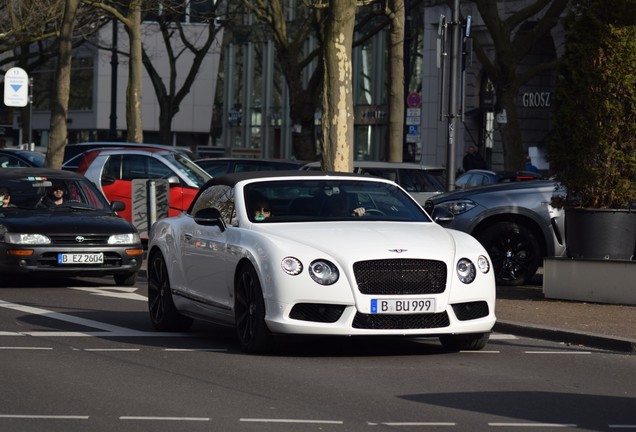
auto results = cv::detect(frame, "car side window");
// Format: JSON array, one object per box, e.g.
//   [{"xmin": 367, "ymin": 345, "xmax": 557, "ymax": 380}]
[
  {"xmin": 146, "ymin": 158, "xmax": 174, "ymax": 179},
  {"xmin": 0, "ymin": 155, "xmax": 28, "ymax": 168},
  {"xmin": 191, "ymin": 185, "xmax": 236, "ymax": 226},
  {"xmin": 103, "ymin": 155, "xmax": 122, "ymax": 180},
  {"xmin": 119, "ymin": 155, "xmax": 173, "ymax": 180}
]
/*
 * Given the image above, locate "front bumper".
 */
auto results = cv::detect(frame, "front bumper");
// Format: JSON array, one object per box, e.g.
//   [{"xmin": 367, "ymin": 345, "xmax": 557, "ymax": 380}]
[
  {"xmin": 264, "ymin": 298, "xmax": 496, "ymax": 336},
  {"xmin": 0, "ymin": 244, "xmax": 143, "ymax": 277}
]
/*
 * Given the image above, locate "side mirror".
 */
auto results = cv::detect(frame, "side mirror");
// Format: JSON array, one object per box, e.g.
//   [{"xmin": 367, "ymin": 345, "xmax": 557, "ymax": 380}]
[
  {"xmin": 111, "ymin": 200, "xmax": 125, "ymax": 212},
  {"xmin": 167, "ymin": 175, "xmax": 180, "ymax": 185},
  {"xmin": 432, "ymin": 206, "xmax": 454, "ymax": 224},
  {"xmin": 194, "ymin": 207, "xmax": 226, "ymax": 232}
]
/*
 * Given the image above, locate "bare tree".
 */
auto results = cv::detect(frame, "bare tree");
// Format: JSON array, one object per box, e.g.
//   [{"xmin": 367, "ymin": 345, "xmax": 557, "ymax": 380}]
[
  {"xmin": 240, "ymin": 0, "xmax": 323, "ymax": 161},
  {"xmin": 45, "ymin": 0, "xmax": 81, "ymax": 169},
  {"xmin": 142, "ymin": 1, "xmax": 225, "ymax": 145},
  {"xmin": 83, "ymin": 0, "xmax": 145, "ymax": 143},
  {"xmin": 318, "ymin": 0, "xmax": 357, "ymax": 172},
  {"xmin": 385, "ymin": 0, "xmax": 405, "ymax": 162},
  {"xmin": 0, "ymin": 0, "xmax": 64, "ymax": 54},
  {"xmin": 472, "ymin": 0, "xmax": 568, "ymax": 170}
]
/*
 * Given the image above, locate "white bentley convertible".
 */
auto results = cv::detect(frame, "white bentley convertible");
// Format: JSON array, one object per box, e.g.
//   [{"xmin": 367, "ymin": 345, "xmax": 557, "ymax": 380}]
[{"xmin": 147, "ymin": 171, "xmax": 496, "ymax": 353}]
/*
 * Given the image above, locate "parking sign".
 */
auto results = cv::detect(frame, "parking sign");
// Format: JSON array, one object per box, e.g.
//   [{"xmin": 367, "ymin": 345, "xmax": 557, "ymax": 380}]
[{"xmin": 3, "ymin": 67, "xmax": 29, "ymax": 107}]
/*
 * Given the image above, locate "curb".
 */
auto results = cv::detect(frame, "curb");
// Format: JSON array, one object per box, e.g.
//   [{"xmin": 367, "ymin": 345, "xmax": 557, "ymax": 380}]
[{"xmin": 494, "ymin": 321, "xmax": 636, "ymax": 353}]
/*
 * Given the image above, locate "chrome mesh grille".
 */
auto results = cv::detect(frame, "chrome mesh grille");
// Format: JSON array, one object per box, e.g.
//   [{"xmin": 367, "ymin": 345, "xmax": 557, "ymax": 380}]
[{"xmin": 353, "ymin": 259, "xmax": 447, "ymax": 295}]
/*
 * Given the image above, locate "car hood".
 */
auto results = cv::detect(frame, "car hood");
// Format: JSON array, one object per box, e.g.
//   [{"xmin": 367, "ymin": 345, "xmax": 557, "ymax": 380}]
[
  {"xmin": 0, "ymin": 210, "xmax": 136, "ymax": 234},
  {"xmin": 258, "ymin": 222, "xmax": 458, "ymax": 262},
  {"xmin": 428, "ymin": 179, "xmax": 561, "ymax": 204}
]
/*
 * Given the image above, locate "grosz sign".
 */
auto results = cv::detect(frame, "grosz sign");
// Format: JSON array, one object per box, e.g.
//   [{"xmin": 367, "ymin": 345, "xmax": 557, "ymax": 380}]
[{"xmin": 522, "ymin": 92, "xmax": 551, "ymax": 108}]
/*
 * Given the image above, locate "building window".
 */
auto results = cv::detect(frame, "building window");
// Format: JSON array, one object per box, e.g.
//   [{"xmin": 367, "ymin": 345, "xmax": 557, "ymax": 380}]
[
  {"xmin": 32, "ymin": 57, "xmax": 94, "ymax": 112},
  {"xmin": 144, "ymin": 0, "xmax": 216, "ymax": 24}
]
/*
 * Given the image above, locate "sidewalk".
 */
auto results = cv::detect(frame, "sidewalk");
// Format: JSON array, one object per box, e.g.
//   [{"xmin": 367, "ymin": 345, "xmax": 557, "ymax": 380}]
[
  {"xmin": 494, "ymin": 273, "xmax": 636, "ymax": 353},
  {"xmin": 138, "ymin": 263, "xmax": 636, "ymax": 353}
]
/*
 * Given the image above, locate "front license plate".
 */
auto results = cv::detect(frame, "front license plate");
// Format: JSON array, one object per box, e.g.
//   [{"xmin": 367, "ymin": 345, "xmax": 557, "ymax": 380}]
[
  {"xmin": 57, "ymin": 253, "xmax": 104, "ymax": 264},
  {"xmin": 370, "ymin": 298, "xmax": 435, "ymax": 314}
]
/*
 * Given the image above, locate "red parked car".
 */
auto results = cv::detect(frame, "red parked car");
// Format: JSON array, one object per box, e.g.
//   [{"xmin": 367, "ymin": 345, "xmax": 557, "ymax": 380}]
[{"xmin": 76, "ymin": 147, "xmax": 211, "ymax": 235}]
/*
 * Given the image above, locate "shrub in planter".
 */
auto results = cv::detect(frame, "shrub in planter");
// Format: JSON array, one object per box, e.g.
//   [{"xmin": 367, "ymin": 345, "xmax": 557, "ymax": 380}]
[{"xmin": 548, "ymin": 0, "xmax": 636, "ymax": 259}]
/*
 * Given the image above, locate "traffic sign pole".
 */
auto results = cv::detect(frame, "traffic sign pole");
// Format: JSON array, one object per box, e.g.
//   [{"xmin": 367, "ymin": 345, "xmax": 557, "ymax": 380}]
[{"xmin": 3, "ymin": 67, "xmax": 33, "ymax": 148}]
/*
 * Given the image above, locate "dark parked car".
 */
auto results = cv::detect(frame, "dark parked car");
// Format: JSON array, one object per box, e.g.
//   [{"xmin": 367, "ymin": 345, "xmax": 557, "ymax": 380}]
[
  {"xmin": 0, "ymin": 168, "xmax": 143, "ymax": 286},
  {"xmin": 425, "ymin": 180, "xmax": 567, "ymax": 286},
  {"xmin": 455, "ymin": 169, "xmax": 543, "ymax": 190},
  {"xmin": 195, "ymin": 157, "xmax": 307, "ymax": 177},
  {"xmin": 0, "ymin": 148, "xmax": 45, "ymax": 168}
]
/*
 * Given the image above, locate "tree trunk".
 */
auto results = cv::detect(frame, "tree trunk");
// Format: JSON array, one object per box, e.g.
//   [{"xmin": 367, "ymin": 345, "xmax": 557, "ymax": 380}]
[
  {"xmin": 320, "ymin": 0, "xmax": 356, "ymax": 172},
  {"xmin": 125, "ymin": 0, "xmax": 144, "ymax": 143},
  {"xmin": 45, "ymin": 0, "xmax": 80, "ymax": 169},
  {"xmin": 387, "ymin": 0, "xmax": 405, "ymax": 162}
]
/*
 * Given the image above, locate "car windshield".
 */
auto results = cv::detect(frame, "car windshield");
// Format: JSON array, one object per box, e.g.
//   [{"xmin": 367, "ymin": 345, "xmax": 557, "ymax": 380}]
[
  {"xmin": 164, "ymin": 152, "xmax": 212, "ymax": 187},
  {"xmin": 0, "ymin": 176, "xmax": 112, "ymax": 211},
  {"xmin": 242, "ymin": 179, "xmax": 431, "ymax": 223}
]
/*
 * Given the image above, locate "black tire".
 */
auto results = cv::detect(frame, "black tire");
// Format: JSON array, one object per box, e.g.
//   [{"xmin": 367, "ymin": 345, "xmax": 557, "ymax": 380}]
[
  {"xmin": 234, "ymin": 264, "xmax": 271, "ymax": 354},
  {"xmin": 439, "ymin": 332, "xmax": 490, "ymax": 351},
  {"xmin": 147, "ymin": 251, "xmax": 193, "ymax": 332},
  {"xmin": 476, "ymin": 221, "xmax": 541, "ymax": 286},
  {"xmin": 114, "ymin": 272, "xmax": 137, "ymax": 286}
]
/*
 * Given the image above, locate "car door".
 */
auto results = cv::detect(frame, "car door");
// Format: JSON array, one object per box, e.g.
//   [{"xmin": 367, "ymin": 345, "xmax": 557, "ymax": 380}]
[{"xmin": 181, "ymin": 186, "xmax": 235, "ymax": 316}]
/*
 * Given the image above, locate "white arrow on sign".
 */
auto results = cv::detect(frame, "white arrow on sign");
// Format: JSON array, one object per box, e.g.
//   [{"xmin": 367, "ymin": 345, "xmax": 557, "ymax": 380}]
[{"xmin": 3, "ymin": 67, "xmax": 29, "ymax": 107}]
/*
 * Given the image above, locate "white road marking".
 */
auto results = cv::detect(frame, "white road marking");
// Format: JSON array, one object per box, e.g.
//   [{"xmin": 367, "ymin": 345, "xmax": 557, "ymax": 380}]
[
  {"xmin": 120, "ymin": 416, "xmax": 210, "ymax": 421},
  {"xmin": 83, "ymin": 348, "xmax": 140, "ymax": 352},
  {"xmin": 489, "ymin": 423, "xmax": 577, "ymax": 427},
  {"xmin": 0, "ymin": 300, "xmax": 188, "ymax": 337},
  {"xmin": 0, "ymin": 346, "xmax": 52, "ymax": 350},
  {"xmin": 240, "ymin": 418, "xmax": 343, "ymax": 424},
  {"xmin": 491, "ymin": 333, "xmax": 519, "ymax": 340},
  {"xmin": 524, "ymin": 351, "xmax": 591, "ymax": 355},
  {"xmin": 376, "ymin": 422, "xmax": 456, "ymax": 426},
  {"xmin": 69, "ymin": 287, "xmax": 147, "ymax": 302},
  {"xmin": 163, "ymin": 348, "xmax": 227, "ymax": 352},
  {"xmin": 0, "ymin": 415, "xmax": 89, "ymax": 419}
]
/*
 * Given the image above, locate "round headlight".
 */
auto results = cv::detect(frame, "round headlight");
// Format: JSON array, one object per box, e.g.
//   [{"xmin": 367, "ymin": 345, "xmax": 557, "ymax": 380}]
[
  {"xmin": 477, "ymin": 255, "xmax": 490, "ymax": 274},
  {"xmin": 281, "ymin": 257, "xmax": 303, "ymax": 276},
  {"xmin": 456, "ymin": 258, "xmax": 476, "ymax": 284},
  {"xmin": 308, "ymin": 259, "xmax": 339, "ymax": 285}
]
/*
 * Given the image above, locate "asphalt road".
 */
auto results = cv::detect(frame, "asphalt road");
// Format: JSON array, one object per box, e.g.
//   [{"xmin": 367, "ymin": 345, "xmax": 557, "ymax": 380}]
[{"xmin": 0, "ymin": 275, "xmax": 635, "ymax": 432}]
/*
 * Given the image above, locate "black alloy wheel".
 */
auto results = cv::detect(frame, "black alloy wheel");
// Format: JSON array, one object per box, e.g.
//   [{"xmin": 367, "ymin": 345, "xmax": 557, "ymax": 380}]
[
  {"xmin": 476, "ymin": 221, "xmax": 541, "ymax": 286},
  {"xmin": 234, "ymin": 264, "xmax": 271, "ymax": 353},
  {"xmin": 147, "ymin": 251, "xmax": 193, "ymax": 331}
]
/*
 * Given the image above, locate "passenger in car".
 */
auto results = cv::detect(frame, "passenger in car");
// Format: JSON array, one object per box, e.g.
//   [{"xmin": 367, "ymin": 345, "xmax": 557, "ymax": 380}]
[
  {"xmin": 247, "ymin": 190, "xmax": 272, "ymax": 221},
  {"xmin": 43, "ymin": 181, "xmax": 66, "ymax": 206},
  {"xmin": 254, "ymin": 201, "xmax": 272, "ymax": 221},
  {"xmin": 0, "ymin": 186, "xmax": 15, "ymax": 208}
]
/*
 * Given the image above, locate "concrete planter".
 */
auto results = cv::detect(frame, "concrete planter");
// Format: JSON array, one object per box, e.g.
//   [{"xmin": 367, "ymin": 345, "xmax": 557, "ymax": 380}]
[{"xmin": 543, "ymin": 257, "xmax": 636, "ymax": 305}]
